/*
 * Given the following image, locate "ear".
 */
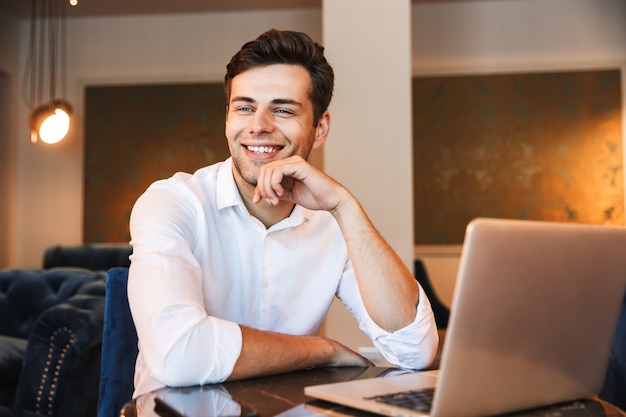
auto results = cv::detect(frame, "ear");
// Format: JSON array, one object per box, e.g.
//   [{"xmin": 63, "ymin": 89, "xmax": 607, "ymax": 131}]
[{"xmin": 312, "ymin": 111, "xmax": 330, "ymax": 149}]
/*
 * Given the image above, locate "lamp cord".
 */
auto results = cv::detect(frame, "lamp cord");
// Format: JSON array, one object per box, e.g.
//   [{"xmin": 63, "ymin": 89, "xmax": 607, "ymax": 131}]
[
  {"xmin": 60, "ymin": 0, "xmax": 67, "ymax": 100},
  {"xmin": 21, "ymin": 0, "xmax": 37, "ymax": 109},
  {"xmin": 48, "ymin": 0, "xmax": 56, "ymax": 100},
  {"xmin": 21, "ymin": 0, "xmax": 67, "ymax": 109}
]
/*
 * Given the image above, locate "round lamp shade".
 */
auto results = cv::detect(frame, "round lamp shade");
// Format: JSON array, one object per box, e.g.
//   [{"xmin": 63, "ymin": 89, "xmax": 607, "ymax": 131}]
[{"xmin": 30, "ymin": 100, "xmax": 73, "ymax": 144}]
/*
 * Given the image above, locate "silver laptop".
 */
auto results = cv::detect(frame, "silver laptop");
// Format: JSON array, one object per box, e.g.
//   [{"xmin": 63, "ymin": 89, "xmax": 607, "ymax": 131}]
[{"xmin": 306, "ymin": 218, "xmax": 626, "ymax": 417}]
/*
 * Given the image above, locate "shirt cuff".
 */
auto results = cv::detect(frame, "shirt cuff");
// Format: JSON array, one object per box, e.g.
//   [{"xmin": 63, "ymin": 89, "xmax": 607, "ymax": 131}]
[
  {"xmin": 201, "ymin": 317, "xmax": 243, "ymax": 383},
  {"xmin": 367, "ymin": 284, "xmax": 439, "ymax": 369}
]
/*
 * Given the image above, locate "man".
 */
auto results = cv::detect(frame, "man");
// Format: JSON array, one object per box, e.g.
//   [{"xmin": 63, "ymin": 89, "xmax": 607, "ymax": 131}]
[{"xmin": 128, "ymin": 29, "xmax": 438, "ymax": 398}]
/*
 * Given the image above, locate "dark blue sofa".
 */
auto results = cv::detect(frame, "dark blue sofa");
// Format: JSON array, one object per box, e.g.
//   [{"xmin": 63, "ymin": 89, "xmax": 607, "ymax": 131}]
[
  {"xmin": 43, "ymin": 244, "xmax": 132, "ymax": 271},
  {"xmin": 0, "ymin": 268, "xmax": 106, "ymax": 417}
]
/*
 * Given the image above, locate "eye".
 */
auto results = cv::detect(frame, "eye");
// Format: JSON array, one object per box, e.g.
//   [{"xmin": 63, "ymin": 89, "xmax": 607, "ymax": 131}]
[{"xmin": 275, "ymin": 108, "xmax": 294, "ymax": 116}]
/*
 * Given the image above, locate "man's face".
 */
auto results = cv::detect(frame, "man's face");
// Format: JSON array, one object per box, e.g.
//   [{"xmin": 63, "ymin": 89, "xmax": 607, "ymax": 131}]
[{"xmin": 225, "ymin": 64, "xmax": 328, "ymax": 188}]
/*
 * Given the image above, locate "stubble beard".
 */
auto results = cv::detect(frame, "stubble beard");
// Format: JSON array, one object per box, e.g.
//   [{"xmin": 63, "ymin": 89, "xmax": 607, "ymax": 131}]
[{"xmin": 232, "ymin": 153, "xmax": 261, "ymax": 188}]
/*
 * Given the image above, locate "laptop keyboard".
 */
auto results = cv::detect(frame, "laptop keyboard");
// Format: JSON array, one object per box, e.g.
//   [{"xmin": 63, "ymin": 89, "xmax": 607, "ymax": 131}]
[{"xmin": 365, "ymin": 387, "xmax": 435, "ymax": 412}]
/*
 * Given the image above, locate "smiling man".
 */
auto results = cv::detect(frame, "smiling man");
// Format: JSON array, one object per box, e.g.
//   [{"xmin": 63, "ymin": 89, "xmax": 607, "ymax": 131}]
[{"xmin": 127, "ymin": 29, "xmax": 438, "ymax": 398}]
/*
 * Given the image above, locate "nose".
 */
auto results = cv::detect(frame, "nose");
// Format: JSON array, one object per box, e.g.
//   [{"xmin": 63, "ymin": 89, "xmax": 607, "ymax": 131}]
[{"xmin": 249, "ymin": 109, "xmax": 274, "ymax": 135}]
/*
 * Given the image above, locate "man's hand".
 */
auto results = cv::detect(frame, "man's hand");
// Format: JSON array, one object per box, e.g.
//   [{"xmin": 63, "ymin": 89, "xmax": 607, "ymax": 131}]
[
  {"xmin": 323, "ymin": 339, "xmax": 376, "ymax": 368},
  {"xmin": 252, "ymin": 155, "xmax": 347, "ymax": 212}
]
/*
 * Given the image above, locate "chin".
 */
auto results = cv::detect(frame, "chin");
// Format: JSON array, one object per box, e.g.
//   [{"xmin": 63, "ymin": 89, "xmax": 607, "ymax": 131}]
[{"xmin": 236, "ymin": 167, "xmax": 259, "ymax": 188}]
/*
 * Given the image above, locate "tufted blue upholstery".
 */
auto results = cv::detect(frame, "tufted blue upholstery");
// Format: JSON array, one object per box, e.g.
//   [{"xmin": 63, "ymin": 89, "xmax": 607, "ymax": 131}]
[
  {"xmin": 0, "ymin": 268, "xmax": 106, "ymax": 416},
  {"xmin": 43, "ymin": 244, "xmax": 132, "ymax": 271},
  {"xmin": 0, "ymin": 268, "xmax": 105, "ymax": 340},
  {"xmin": 97, "ymin": 267, "xmax": 138, "ymax": 417}
]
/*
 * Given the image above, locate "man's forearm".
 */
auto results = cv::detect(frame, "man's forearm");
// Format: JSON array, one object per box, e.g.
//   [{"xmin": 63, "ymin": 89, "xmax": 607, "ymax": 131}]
[
  {"xmin": 331, "ymin": 193, "xmax": 419, "ymax": 332},
  {"xmin": 228, "ymin": 325, "xmax": 372, "ymax": 381}
]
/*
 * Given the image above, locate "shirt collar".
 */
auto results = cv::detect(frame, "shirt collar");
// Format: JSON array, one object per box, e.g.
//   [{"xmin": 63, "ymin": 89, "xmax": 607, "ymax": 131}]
[
  {"xmin": 216, "ymin": 157, "xmax": 312, "ymax": 226},
  {"xmin": 216, "ymin": 157, "xmax": 242, "ymax": 210}
]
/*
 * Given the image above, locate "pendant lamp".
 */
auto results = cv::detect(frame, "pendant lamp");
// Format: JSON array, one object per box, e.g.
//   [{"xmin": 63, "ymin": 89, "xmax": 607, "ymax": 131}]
[{"xmin": 22, "ymin": 0, "xmax": 73, "ymax": 144}]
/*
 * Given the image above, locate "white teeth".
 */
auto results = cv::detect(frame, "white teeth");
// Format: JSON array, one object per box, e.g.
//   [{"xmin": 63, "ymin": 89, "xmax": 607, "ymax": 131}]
[{"xmin": 247, "ymin": 145, "xmax": 278, "ymax": 154}]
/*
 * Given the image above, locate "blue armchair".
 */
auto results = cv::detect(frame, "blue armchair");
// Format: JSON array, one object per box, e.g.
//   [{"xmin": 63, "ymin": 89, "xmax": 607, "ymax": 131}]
[{"xmin": 97, "ymin": 267, "xmax": 138, "ymax": 417}]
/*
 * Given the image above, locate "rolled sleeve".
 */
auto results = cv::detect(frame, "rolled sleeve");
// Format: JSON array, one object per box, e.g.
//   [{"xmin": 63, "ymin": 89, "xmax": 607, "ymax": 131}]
[
  {"xmin": 359, "ymin": 284, "xmax": 439, "ymax": 370},
  {"xmin": 152, "ymin": 316, "xmax": 243, "ymax": 386}
]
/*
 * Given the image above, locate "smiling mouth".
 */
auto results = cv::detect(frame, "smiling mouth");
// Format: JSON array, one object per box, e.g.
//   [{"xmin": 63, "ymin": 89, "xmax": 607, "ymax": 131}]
[{"xmin": 246, "ymin": 145, "xmax": 282, "ymax": 154}]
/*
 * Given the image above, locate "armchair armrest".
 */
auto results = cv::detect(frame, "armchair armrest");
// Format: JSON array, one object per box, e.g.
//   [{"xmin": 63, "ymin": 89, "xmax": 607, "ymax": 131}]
[{"xmin": 14, "ymin": 281, "xmax": 106, "ymax": 417}]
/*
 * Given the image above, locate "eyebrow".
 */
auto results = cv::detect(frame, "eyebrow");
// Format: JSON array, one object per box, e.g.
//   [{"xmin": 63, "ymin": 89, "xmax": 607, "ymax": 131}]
[{"xmin": 230, "ymin": 96, "xmax": 303, "ymax": 108}]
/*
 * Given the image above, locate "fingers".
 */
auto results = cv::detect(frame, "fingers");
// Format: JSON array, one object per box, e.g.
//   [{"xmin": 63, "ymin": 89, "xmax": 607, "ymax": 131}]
[
  {"xmin": 251, "ymin": 156, "xmax": 343, "ymax": 212},
  {"xmin": 329, "ymin": 340, "xmax": 375, "ymax": 368},
  {"xmin": 351, "ymin": 354, "xmax": 375, "ymax": 368},
  {"xmin": 253, "ymin": 157, "xmax": 303, "ymax": 206},
  {"xmin": 253, "ymin": 165, "xmax": 284, "ymax": 205}
]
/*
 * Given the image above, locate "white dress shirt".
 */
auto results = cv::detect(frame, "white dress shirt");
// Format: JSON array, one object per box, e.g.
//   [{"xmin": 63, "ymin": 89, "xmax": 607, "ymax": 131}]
[{"xmin": 128, "ymin": 158, "xmax": 438, "ymax": 398}]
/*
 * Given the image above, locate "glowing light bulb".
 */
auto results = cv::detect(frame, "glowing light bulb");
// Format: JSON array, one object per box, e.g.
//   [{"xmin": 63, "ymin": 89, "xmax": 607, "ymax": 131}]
[
  {"xmin": 29, "ymin": 100, "xmax": 73, "ymax": 144},
  {"xmin": 39, "ymin": 108, "xmax": 71, "ymax": 144}
]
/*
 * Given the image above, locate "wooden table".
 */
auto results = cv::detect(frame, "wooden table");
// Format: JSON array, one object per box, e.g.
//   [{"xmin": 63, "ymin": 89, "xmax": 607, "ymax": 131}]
[{"xmin": 124, "ymin": 366, "xmax": 625, "ymax": 417}]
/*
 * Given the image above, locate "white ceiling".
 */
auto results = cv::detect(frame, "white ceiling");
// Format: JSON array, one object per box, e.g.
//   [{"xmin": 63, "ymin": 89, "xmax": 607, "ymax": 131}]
[
  {"xmin": 0, "ymin": 0, "xmax": 322, "ymax": 18},
  {"xmin": 0, "ymin": 0, "xmax": 460, "ymax": 19}
]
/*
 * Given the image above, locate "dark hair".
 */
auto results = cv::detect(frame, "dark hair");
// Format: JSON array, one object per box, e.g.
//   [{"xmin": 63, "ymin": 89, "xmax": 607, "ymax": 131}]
[{"xmin": 225, "ymin": 29, "xmax": 334, "ymax": 126}]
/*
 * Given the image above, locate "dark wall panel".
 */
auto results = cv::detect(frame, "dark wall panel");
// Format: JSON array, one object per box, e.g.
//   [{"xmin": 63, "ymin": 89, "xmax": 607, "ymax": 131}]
[
  {"xmin": 413, "ymin": 70, "xmax": 623, "ymax": 244},
  {"xmin": 84, "ymin": 83, "xmax": 229, "ymax": 242}
]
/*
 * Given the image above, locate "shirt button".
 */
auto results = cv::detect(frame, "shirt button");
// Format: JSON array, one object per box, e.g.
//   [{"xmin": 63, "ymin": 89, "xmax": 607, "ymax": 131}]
[{"xmin": 263, "ymin": 281, "xmax": 269, "ymax": 289}]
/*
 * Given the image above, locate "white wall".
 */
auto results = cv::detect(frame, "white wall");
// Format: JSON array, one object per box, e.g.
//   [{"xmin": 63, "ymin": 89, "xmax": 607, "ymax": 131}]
[
  {"xmin": 324, "ymin": 0, "xmax": 414, "ymax": 267},
  {"xmin": 412, "ymin": 0, "xmax": 626, "ymax": 75},
  {"xmin": 0, "ymin": 10, "xmax": 20, "ymax": 268}
]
